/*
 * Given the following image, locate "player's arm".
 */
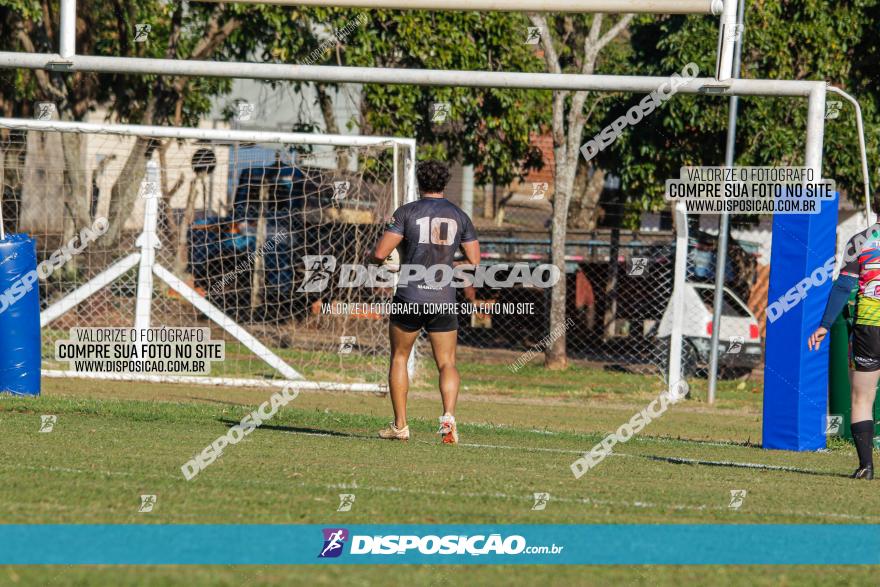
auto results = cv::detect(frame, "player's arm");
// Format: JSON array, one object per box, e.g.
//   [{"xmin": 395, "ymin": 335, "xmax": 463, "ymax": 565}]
[
  {"xmin": 808, "ymin": 275, "xmax": 858, "ymax": 350},
  {"xmin": 369, "ymin": 208, "xmax": 406, "ymax": 266},
  {"xmin": 808, "ymin": 238, "xmax": 859, "ymax": 351},
  {"xmin": 369, "ymin": 231, "xmax": 403, "ymax": 265},
  {"xmin": 459, "ymin": 213, "xmax": 480, "ymax": 266},
  {"xmin": 460, "ymin": 240, "xmax": 480, "ymax": 266}
]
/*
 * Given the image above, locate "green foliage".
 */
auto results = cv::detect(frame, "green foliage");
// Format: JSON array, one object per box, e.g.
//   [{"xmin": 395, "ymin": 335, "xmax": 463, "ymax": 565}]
[
  {"xmin": 333, "ymin": 10, "xmax": 549, "ymax": 185},
  {"xmin": 3, "ymin": 1, "xmax": 878, "ymax": 212},
  {"xmin": 0, "ymin": 1, "xmax": 249, "ymax": 124},
  {"xmin": 606, "ymin": 1, "xmax": 880, "ymax": 220}
]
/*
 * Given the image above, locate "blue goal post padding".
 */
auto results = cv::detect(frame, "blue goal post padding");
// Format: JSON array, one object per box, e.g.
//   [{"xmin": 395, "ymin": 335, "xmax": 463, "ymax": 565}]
[
  {"xmin": 762, "ymin": 192, "xmax": 839, "ymax": 451},
  {"xmin": 0, "ymin": 233, "xmax": 41, "ymax": 396}
]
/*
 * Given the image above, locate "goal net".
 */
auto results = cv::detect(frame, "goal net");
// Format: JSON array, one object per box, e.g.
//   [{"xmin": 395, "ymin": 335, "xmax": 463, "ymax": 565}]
[{"xmin": 0, "ymin": 117, "xmax": 416, "ymax": 392}]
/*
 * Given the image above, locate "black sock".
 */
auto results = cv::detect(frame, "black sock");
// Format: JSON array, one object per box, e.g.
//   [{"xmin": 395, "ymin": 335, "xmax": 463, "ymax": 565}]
[{"xmin": 851, "ymin": 420, "xmax": 875, "ymax": 469}]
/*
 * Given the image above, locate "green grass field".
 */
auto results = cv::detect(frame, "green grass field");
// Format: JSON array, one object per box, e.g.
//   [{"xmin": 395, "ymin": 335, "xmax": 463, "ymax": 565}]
[{"xmin": 2, "ymin": 352, "xmax": 879, "ymax": 585}]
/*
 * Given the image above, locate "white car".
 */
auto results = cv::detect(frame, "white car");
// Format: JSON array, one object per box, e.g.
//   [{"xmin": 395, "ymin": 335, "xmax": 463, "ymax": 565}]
[{"xmin": 655, "ymin": 283, "xmax": 762, "ymax": 377}]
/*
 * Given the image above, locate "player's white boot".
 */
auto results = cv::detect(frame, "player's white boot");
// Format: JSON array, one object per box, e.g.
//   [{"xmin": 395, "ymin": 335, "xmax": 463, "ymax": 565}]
[
  {"xmin": 438, "ymin": 414, "xmax": 459, "ymax": 445},
  {"xmin": 378, "ymin": 422, "xmax": 410, "ymax": 440}
]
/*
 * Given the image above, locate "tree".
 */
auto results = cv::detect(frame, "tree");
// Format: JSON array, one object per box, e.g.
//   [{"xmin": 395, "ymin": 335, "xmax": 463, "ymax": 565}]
[
  {"xmin": 357, "ymin": 11, "xmax": 550, "ymax": 194},
  {"xmin": 200, "ymin": 8, "xmax": 550, "ymax": 195},
  {"xmin": 250, "ymin": 9, "xmax": 633, "ymax": 367},
  {"xmin": 260, "ymin": 9, "xmax": 550, "ymax": 204},
  {"xmin": 1, "ymin": 0, "xmax": 251, "ymax": 246},
  {"xmin": 528, "ymin": 13, "xmax": 634, "ymax": 369},
  {"xmin": 225, "ymin": 6, "xmax": 366, "ymax": 169},
  {"xmin": 609, "ymin": 2, "xmax": 880, "ymax": 222}
]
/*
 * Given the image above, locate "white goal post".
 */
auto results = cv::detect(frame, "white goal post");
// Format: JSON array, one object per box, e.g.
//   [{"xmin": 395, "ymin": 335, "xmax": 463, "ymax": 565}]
[
  {"xmin": 4, "ymin": 0, "xmax": 872, "ymax": 402},
  {"xmin": 0, "ymin": 117, "xmax": 416, "ymax": 392}
]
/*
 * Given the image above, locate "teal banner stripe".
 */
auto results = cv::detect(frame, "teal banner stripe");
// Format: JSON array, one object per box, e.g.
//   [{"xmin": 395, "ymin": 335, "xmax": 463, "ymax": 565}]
[{"xmin": 2, "ymin": 525, "xmax": 879, "ymax": 565}]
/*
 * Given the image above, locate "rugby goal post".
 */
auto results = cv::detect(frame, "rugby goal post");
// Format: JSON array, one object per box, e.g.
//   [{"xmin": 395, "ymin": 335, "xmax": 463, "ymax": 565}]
[{"xmin": 0, "ymin": 116, "xmax": 416, "ymax": 392}]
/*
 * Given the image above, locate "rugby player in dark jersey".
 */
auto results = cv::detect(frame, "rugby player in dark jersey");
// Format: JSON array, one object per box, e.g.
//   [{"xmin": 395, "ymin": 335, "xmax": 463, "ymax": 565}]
[{"xmin": 369, "ymin": 161, "xmax": 480, "ymax": 444}]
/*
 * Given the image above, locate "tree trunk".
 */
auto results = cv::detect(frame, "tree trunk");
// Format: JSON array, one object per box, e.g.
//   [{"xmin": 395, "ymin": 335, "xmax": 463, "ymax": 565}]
[
  {"xmin": 105, "ymin": 136, "xmax": 152, "ymax": 246},
  {"xmin": 530, "ymin": 11, "xmax": 634, "ymax": 371},
  {"xmin": 0, "ymin": 132, "xmax": 25, "ymax": 233},
  {"xmin": 316, "ymin": 83, "xmax": 350, "ymax": 171},
  {"xmin": 545, "ymin": 150, "xmax": 577, "ymax": 370},
  {"xmin": 250, "ymin": 180, "xmax": 268, "ymax": 314},
  {"xmin": 568, "ymin": 164, "xmax": 605, "ymax": 230},
  {"xmin": 157, "ymin": 141, "xmax": 185, "ymax": 249},
  {"xmin": 493, "ymin": 191, "xmax": 515, "ymax": 226},
  {"xmin": 603, "ymin": 227, "xmax": 620, "ymax": 339},
  {"xmin": 57, "ymin": 131, "xmax": 90, "ymax": 276},
  {"xmin": 60, "ymin": 131, "xmax": 91, "ymax": 228},
  {"xmin": 176, "ymin": 178, "xmax": 198, "ymax": 275},
  {"xmin": 483, "ymin": 182, "xmax": 495, "ymax": 219}
]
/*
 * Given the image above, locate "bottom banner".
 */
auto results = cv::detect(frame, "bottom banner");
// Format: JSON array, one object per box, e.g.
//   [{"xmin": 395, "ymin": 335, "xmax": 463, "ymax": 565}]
[{"xmin": 2, "ymin": 524, "xmax": 879, "ymax": 565}]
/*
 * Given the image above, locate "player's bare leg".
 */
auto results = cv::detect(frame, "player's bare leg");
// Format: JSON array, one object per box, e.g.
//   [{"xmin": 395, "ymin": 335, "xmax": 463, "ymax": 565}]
[
  {"xmin": 850, "ymin": 369, "xmax": 879, "ymax": 479},
  {"xmin": 428, "ymin": 329, "xmax": 460, "ymax": 443},
  {"xmin": 379, "ymin": 323, "xmax": 420, "ymax": 440},
  {"xmin": 851, "ymin": 369, "xmax": 880, "ymax": 422}
]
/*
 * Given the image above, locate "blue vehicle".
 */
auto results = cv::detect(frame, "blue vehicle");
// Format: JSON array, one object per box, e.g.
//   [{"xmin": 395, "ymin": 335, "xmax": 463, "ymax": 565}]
[{"xmin": 188, "ymin": 154, "xmax": 387, "ymax": 322}]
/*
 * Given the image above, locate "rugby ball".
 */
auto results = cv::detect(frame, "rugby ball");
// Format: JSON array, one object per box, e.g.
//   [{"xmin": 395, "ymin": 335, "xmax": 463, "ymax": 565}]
[{"xmin": 384, "ymin": 248, "xmax": 400, "ymax": 272}]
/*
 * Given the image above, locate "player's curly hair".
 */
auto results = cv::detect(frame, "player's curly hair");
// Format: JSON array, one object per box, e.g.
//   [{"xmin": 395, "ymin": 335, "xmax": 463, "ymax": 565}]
[
  {"xmin": 416, "ymin": 160, "xmax": 451, "ymax": 194},
  {"xmin": 872, "ymin": 189, "xmax": 880, "ymax": 215}
]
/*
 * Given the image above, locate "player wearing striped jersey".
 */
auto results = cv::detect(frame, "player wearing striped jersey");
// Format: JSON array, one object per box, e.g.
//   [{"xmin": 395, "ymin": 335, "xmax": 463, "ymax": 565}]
[{"xmin": 809, "ymin": 214, "xmax": 880, "ymax": 480}]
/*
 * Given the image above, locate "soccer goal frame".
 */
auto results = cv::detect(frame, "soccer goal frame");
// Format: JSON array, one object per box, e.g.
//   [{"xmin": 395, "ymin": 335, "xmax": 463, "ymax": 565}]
[
  {"xmin": 0, "ymin": 0, "xmax": 816, "ymax": 399},
  {"xmin": 0, "ymin": 116, "xmax": 417, "ymax": 392},
  {"xmin": 1, "ymin": 0, "xmax": 873, "ymax": 431}
]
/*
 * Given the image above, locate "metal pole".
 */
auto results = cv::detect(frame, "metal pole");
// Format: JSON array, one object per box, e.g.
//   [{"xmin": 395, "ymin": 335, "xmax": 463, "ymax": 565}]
[
  {"xmin": 0, "ymin": 52, "xmax": 821, "ymax": 97},
  {"xmin": 58, "ymin": 0, "xmax": 76, "ymax": 59},
  {"xmin": 134, "ymin": 161, "xmax": 160, "ymax": 330},
  {"xmin": 0, "ymin": 117, "xmax": 406, "ymax": 147},
  {"xmin": 826, "ymin": 86, "xmax": 873, "ymax": 225},
  {"xmin": 805, "ymin": 85, "xmax": 826, "ymax": 180},
  {"xmin": 198, "ymin": 0, "xmax": 721, "ymax": 14},
  {"xmin": 461, "ymin": 165, "xmax": 474, "ymax": 217},
  {"xmin": 403, "ymin": 142, "xmax": 419, "ymax": 380},
  {"xmin": 393, "ymin": 142, "xmax": 399, "ymax": 209},
  {"xmin": 669, "ymin": 201, "xmax": 689, "ymax": 395},
  {"xmin": 715, "ymin": 0, "xmax": 737, "ymax": 81},
  {"xmin": 407, "ymin": 140, "xmax": 418, "ymax": 202},
  {"xmin": 706, "ymin": 0, "xmax": 744, "ymax": 404},
  {"xmin": 41, "ymin": 254, "xmax": 142, "ymax": 327}
]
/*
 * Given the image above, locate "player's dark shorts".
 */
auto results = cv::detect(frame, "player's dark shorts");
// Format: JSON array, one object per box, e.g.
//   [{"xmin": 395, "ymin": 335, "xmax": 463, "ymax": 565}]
[
  {"xmin": 851, "ymin": 323, "xmax": 880, "ymax": 372},
  {"xmin": 389, "ymin": 296, "xmax": 458, "ymax": 333}
]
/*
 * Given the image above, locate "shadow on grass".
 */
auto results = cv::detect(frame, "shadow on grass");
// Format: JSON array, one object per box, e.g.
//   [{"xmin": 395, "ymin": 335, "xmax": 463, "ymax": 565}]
[
  {"xmin": 638, "ymin": 454, "xmax": 849, "ymax": 478},
  {"xmin": 218, "ymin": 418, "xmax": 372, "ymax": 439},
  {"xmin": 646, "ymin": 435, "xmax": 761, "ymax": 449}
]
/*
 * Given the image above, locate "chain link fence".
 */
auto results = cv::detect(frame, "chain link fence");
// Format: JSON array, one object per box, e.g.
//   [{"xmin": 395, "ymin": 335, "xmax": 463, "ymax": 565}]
[
  {"xmin": 457, "ymin": 220, "xmax": 763, "ymax": 381},
  {"xmin": 1, "ymin": 121, "xmax": 410, "ymax": 390},
  {"xmin": 2, "ymin": 119, "xmax": 765, "ymax": 388}
]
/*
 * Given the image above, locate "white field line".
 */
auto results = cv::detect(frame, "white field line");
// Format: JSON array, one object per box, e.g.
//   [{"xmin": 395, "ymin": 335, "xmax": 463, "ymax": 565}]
[
  {"xmin": 460, "ymin": 441, "xmax": 838, "ymax": 476},
  {"xmin": 0, "ymin": 454, "xmax": 875, "ymax": 523},
  {"xmin": 3, "ymin": 417, "xmax": 832, "ymax": 472},
  {"xmin": 2, "ymin": 431, "xmax": 836, "ymax": 480},
  {"xmin": 1, "ymin": 462, "xmax": 876, "ymax": 523},
  {"xmin": 0, "ymin": 463, "xmax": 138, "ymax": 477},
  {"xmin": 273, "ymin": 428, "xmax": 838, "ymax": 475},
  {"xmin": 319, "ymin": 481, "xmax": 878, "ymax": 522},
  {"xmin": 439, "ymin": 419, "xmax": 763, "ymax": 450},
  {"xmin": 626, "ymin": 435, "xmax": 760, "ymax": 449}
]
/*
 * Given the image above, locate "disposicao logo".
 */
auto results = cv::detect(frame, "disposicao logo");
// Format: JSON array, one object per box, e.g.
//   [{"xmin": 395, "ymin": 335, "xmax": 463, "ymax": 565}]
[
  {"xmin": 317, "ymin": 530, "xmax": 563, "ymax": 559},
  {"xmin": 319, "ymin": 528, "xmax": 349, "ymax": 558}
]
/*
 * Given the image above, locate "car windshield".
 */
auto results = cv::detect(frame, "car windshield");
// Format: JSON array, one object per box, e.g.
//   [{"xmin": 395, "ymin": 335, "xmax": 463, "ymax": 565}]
[{"xmin": 694, "ymin": 287, "xmax": 751, "ymax": 317}]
